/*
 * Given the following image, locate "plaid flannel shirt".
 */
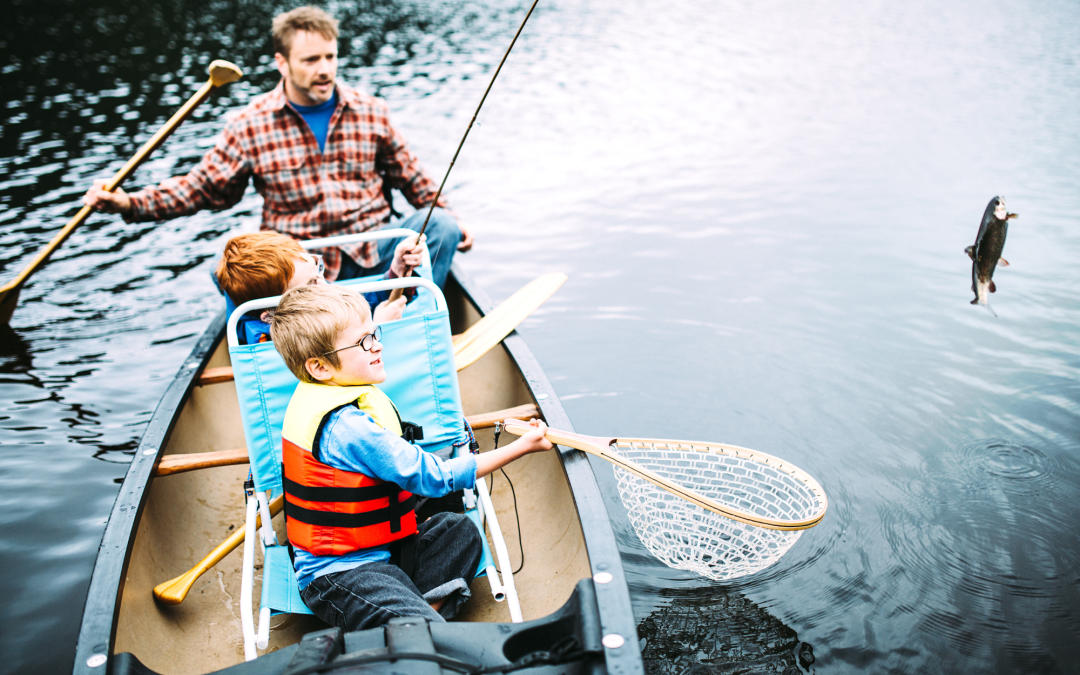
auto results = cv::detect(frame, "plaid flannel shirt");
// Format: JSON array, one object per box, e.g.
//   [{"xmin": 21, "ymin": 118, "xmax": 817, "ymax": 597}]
[{"xmin": 126, "ymin": 80, "xmax": 448, "ymax": 280}]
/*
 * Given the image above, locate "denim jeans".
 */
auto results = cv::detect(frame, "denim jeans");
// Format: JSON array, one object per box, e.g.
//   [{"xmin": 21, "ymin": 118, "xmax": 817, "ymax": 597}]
[
  {"xmin": 299, "ymin": 512, "xmax": 483, "ymax": 632},
  {"xmin": 338, "ymin": 208, "xmax": 461, "ymax": 289}
]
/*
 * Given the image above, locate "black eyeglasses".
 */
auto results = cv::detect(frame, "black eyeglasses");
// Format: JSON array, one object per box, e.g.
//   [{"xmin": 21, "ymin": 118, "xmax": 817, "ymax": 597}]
[{"xmin": 323, "ymin": 325, "xmax": 382, "ymax": 356}]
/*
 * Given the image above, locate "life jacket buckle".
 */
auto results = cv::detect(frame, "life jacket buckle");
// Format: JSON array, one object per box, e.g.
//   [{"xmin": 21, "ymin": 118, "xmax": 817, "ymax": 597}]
[{"xmin": 400, "ymin": 421, "xmax": 424, "ymax": 443}]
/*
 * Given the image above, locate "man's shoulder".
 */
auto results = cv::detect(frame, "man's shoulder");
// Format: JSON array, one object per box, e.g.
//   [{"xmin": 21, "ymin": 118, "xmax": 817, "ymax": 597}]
[
  {"xmin": 337, "ymin": 82, "xmax": 390, "ymax": 115},
  {"xmin": 222, "ymin": 85, "xmax": 288, "ymax": 131}
]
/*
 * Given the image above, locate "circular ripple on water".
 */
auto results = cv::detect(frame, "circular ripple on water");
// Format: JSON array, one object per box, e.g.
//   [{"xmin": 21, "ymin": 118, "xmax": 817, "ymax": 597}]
[
  {"xmin": 875, "ymin": 439, "xmax": 1076, "ymax": 668},
  {"xmin": 973, "ymin": 439, "xmax": 1054, "ymax": 482}
]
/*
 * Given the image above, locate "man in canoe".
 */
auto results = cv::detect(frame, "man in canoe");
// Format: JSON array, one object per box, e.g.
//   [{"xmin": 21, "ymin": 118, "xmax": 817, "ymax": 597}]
[
  {"xmin": 271, "ymin": 284, "xmax": 552, "ymax": 630},
  {"xmin": 82, "ymin": 6, "xmax": 471, "ymax": 288}
]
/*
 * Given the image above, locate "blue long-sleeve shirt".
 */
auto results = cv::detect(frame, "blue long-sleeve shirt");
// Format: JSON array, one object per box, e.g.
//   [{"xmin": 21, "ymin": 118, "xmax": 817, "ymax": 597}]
[{"xmin": 292, "ymin": 405, "xmax": 477, "ymax": 589}]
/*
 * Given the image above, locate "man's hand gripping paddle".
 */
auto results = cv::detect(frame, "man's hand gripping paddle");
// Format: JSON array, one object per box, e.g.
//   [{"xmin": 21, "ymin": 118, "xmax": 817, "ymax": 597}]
[{"xmin": 0, "ymin": 60, "xmax": 243, "ymax": 325}]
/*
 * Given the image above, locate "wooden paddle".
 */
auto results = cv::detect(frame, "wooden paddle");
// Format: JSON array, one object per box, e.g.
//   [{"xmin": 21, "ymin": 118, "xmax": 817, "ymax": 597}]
[
  {"xmin": 0, "ymin": 60, "xmax": 244, "ymax": 325},
  {"xmin": 152, "ymin": 404, "xmax": 541, "ymax": 604},
  {"xmin": 154, "ymin": 495, "xmax": 282, "ymax": 605},
  {"xmin": 452, "ymin": 272, "xmax": 567, "ymax": 370}
]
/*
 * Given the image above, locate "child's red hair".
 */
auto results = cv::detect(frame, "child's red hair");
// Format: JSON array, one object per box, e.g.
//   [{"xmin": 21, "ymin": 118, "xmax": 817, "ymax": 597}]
[{"xmin": 216, "ymin": 232, "xmax": 306, "ymax": 305}]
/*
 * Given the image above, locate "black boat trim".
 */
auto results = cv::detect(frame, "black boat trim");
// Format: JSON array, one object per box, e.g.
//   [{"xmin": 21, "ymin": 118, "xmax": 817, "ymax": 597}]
[{"xmin": 72, "ymin": 310, "xmax": 226, "ymax": 674}]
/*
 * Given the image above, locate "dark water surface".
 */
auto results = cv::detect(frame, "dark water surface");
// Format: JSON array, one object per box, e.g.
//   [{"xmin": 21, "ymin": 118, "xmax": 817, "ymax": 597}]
[{"xmin": 3, "ymin": 0, "xmax": 1079, "ymax": 672}]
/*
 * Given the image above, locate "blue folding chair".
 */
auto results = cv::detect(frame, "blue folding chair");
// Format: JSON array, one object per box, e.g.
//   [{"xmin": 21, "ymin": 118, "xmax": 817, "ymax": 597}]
[{"xmin": 227, "ymin": 231, "xmax": 514, "ymax": 661}]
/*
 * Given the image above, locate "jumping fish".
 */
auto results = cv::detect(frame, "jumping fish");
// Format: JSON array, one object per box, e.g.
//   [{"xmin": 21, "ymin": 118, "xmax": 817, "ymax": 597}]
[{"xmin": 966, "ymin": 196, "xmax": 1017, "ymax": 316}]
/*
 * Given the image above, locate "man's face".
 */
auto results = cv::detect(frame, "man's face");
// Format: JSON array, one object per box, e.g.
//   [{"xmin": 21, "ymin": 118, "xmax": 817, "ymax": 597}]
[{"xmin": 275, "ymin": 30, "xmax": 338, "ymax": 106}]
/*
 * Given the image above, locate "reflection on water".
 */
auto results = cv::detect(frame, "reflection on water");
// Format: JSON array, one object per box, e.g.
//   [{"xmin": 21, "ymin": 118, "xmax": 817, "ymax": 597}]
[
  {"xmin": 3, "ymin": 0, "xmax": 1080, "ymax": 672},
  {"xmin": 638, "ymin": 587, "xmax": 809, "ymax": 675}
]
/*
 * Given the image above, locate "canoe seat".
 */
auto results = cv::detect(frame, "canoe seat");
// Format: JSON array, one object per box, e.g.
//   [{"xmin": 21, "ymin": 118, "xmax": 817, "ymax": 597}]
[
  {"xmin": 226, "ymin": 231, "xmax": 514, "ymax": 662},
  {"xmin": 260, "ymin": 546, "xmax": 310, "ymax": 616}
]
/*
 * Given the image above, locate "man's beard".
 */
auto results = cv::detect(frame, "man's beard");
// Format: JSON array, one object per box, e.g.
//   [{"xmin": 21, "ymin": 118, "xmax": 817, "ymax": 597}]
[{"xmin": 290, "ymin": 71, "xmax": 334, "ymax": 104}]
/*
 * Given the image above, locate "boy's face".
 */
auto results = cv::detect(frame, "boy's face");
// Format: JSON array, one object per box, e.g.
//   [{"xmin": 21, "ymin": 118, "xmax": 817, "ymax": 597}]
[
  {"xmin": 306, "ymin": 315, "xmax": 386, "ymax": 386},
  {"xmin": 287, "ymin": 253, "xmax": 326, "ymax": 291}
]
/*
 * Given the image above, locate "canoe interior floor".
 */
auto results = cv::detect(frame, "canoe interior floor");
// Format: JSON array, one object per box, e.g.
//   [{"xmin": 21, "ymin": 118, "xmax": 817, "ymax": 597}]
[{"xmin": 114, "ymin": 318, "xmax": 589, "ymax": 674}]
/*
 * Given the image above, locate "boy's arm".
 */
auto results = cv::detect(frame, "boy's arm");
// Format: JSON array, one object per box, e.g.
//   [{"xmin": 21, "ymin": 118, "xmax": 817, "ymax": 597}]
[
  {"xmin": 473, "ymin": 420, "xmax": 552, "ymax": 478},
  {"xmin": 366, "ymin": 237, "xmax": 424, "ymax": 324},
  {"xmin": 319, "ymin": 408, "xmax": 475, "ymax": 497}
]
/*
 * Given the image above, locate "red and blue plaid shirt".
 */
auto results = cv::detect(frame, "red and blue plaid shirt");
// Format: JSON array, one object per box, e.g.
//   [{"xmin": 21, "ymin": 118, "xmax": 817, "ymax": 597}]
[{"xmin": 126, "ymin": 80, "xmax": 448, "ymax": 280}]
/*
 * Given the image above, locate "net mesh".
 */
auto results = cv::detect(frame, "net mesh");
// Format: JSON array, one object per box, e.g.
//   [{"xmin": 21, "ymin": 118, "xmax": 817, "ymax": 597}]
[{"xmin": 612, "ymin": 440, "xmax": 825, "ymax": 581}]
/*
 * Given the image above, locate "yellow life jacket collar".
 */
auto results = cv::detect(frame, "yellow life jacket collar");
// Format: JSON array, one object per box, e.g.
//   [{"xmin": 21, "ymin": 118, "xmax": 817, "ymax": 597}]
[{"xmin": 283, "ymin": 382, "xmax": 404, "ymax": 456}]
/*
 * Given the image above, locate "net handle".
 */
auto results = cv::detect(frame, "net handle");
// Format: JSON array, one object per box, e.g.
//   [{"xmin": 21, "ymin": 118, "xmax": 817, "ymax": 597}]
[{"xmin": 503, "ymin": 421, "xmax": 825, "ymax": 531}]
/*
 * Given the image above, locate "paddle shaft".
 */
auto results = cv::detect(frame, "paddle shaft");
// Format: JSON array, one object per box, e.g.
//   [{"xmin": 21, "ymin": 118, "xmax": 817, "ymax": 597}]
[
  {"xmin": 387, "ymin": 0, "xmax": 541, "ymax": 303},
  {"xmin": 502, "ymin": 421, "xmax": 822, "ymax": 531},
  {"xmin": 0, "ymin": 60, "xmax": 243, "ymax": 324},
  {"xmin": 154, "ymin": 404, "xmax": 541, "ymax": 477}
]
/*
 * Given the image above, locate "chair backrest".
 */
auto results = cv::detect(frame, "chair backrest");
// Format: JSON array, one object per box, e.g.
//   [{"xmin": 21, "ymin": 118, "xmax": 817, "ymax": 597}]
[{"xmin": 228, "ymin": 273, "xmax": 466, "ymax": 497}]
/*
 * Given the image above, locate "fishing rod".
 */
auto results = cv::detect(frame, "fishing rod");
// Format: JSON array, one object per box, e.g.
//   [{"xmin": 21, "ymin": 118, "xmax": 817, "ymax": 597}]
[{"xmin": 389, "ymin": 0, "xmax": 541, "ymax": 300}]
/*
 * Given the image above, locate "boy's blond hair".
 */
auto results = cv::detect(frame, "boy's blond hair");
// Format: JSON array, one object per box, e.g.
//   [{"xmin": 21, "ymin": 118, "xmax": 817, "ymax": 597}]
[{"xmin": 271, "ymin": 285, "xmax": 371, "ymax": 383}]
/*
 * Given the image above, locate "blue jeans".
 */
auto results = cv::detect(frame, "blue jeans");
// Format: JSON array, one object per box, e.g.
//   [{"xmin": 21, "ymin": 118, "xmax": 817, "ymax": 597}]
[
  {"xmin": 338, "ymin": 208, "xmax": 461, "ymax": 289},
  {"xmin": 299, "ymin": 512, "xmax": 483, "ymax": 632}
]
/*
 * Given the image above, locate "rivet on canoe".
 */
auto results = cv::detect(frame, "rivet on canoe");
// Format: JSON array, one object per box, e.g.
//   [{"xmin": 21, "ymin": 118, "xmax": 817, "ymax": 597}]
[
  {"xmin": 593, "ymin": 572, "xmax": 613, "ymax": 584},
  {"xmin": 143, "ymin": 448, "xmax": 156, "ymax": 455},
  {"xmin": 86, "ymin": 654, "xmax": 107, "ymax": 668},
  {"xmin": 602, "ymin": 634, "xmax": 625, "ymax": 649},
  {"xmin": 536, "ymin": 393, "xmax": 548, "ymax": 400}
]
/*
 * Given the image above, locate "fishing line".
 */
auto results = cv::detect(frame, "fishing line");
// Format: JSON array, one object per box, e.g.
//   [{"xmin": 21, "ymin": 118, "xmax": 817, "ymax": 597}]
[{"xmin": 413, "ymin": 0, "xmax": 542, "ymax": 243}]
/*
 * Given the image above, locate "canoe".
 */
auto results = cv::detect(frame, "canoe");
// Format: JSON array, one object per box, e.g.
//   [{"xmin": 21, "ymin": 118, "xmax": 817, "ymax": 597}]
[{"xmin": 71, "ymin": 263, "xmax": 643, "ymax": 675}]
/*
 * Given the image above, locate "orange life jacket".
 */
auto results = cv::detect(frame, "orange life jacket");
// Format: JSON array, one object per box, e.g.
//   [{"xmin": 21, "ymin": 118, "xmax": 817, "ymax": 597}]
[{"xmin": 282, "ymin": 382, "xmax": 418, "ymax": 556}]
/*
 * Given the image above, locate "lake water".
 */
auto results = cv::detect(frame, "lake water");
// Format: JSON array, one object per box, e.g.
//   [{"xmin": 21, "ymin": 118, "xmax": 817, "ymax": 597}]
[{"xmin": 2, "ymin": 0, "xmax": 1079, "ymax": 672}]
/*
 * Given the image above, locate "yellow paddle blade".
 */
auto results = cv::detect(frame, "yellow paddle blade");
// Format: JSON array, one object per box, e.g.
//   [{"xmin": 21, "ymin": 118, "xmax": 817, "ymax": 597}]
[
  {"xmin": 153, "ymin": 526, "xmax": 246, "ymax": 605},
  {"xmin": 453, "ymin": 272, "xmax": 567, "ymax": 371},
  {"xmin": 153, "ymin": 494, "xmax": 282, "ymax": 605}
]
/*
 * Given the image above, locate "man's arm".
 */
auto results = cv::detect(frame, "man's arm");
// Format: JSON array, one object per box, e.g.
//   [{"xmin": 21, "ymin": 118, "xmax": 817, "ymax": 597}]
[{"xmin": 83, "ymin": 124, "xmax": 253, "ymax": 222}]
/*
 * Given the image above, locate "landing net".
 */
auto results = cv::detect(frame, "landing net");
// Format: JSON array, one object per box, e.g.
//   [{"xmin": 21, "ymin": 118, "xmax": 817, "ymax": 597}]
[{"xmin": 612, "ymin": 439, "xmax": 826, "ymax": 581}]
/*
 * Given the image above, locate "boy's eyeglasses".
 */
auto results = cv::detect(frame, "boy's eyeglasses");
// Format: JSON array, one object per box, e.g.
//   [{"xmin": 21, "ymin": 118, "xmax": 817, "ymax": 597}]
[
  {"xmin": 302, "ymin": 253, "xmax": 325, "ymax": 284},
  {"xmin": 323, "ymin": 325, "xmax": 382, "ymax": 356}
]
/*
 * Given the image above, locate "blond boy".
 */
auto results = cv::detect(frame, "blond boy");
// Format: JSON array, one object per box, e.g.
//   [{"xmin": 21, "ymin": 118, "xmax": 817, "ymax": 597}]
[{"xmin": 270, "ymin": 285, "xmax": 551, "ymax": 630}]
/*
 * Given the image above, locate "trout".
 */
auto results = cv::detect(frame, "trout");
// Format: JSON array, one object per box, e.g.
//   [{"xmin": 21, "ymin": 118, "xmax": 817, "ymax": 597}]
[{"xmin": 965, "ymin": 196, "xmax": 1017, "ymax": 317}]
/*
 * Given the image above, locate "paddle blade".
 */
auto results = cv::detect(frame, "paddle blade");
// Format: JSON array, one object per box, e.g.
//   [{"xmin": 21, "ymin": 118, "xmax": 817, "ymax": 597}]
[
  {"xmin": 0, "ymin": 286, "xmax": 20, "ymax": 325},
  {"xmin": 454, "ymin": 272, "xmax": 567, "ymax": 370},
  {"xmin": 153, "ymin": 526, "xmax": 246, "ymax": 604},
  {"xmin": 209, "ymin": 60, "xmax": 243, "ymax": 87}
]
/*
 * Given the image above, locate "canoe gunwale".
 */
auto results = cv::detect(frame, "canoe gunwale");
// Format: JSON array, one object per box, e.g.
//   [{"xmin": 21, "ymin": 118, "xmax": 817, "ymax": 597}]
[
  {"xmin": 72, "ymin": 265, "xmax": 643, "ymax": 675},
  {"xmin": 448, "ymin": 263, "xmax": 642, "ymax": 675},
  {"xmin": 73, "ymin": 311, "xmax": 227, "ymax": 675}
]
